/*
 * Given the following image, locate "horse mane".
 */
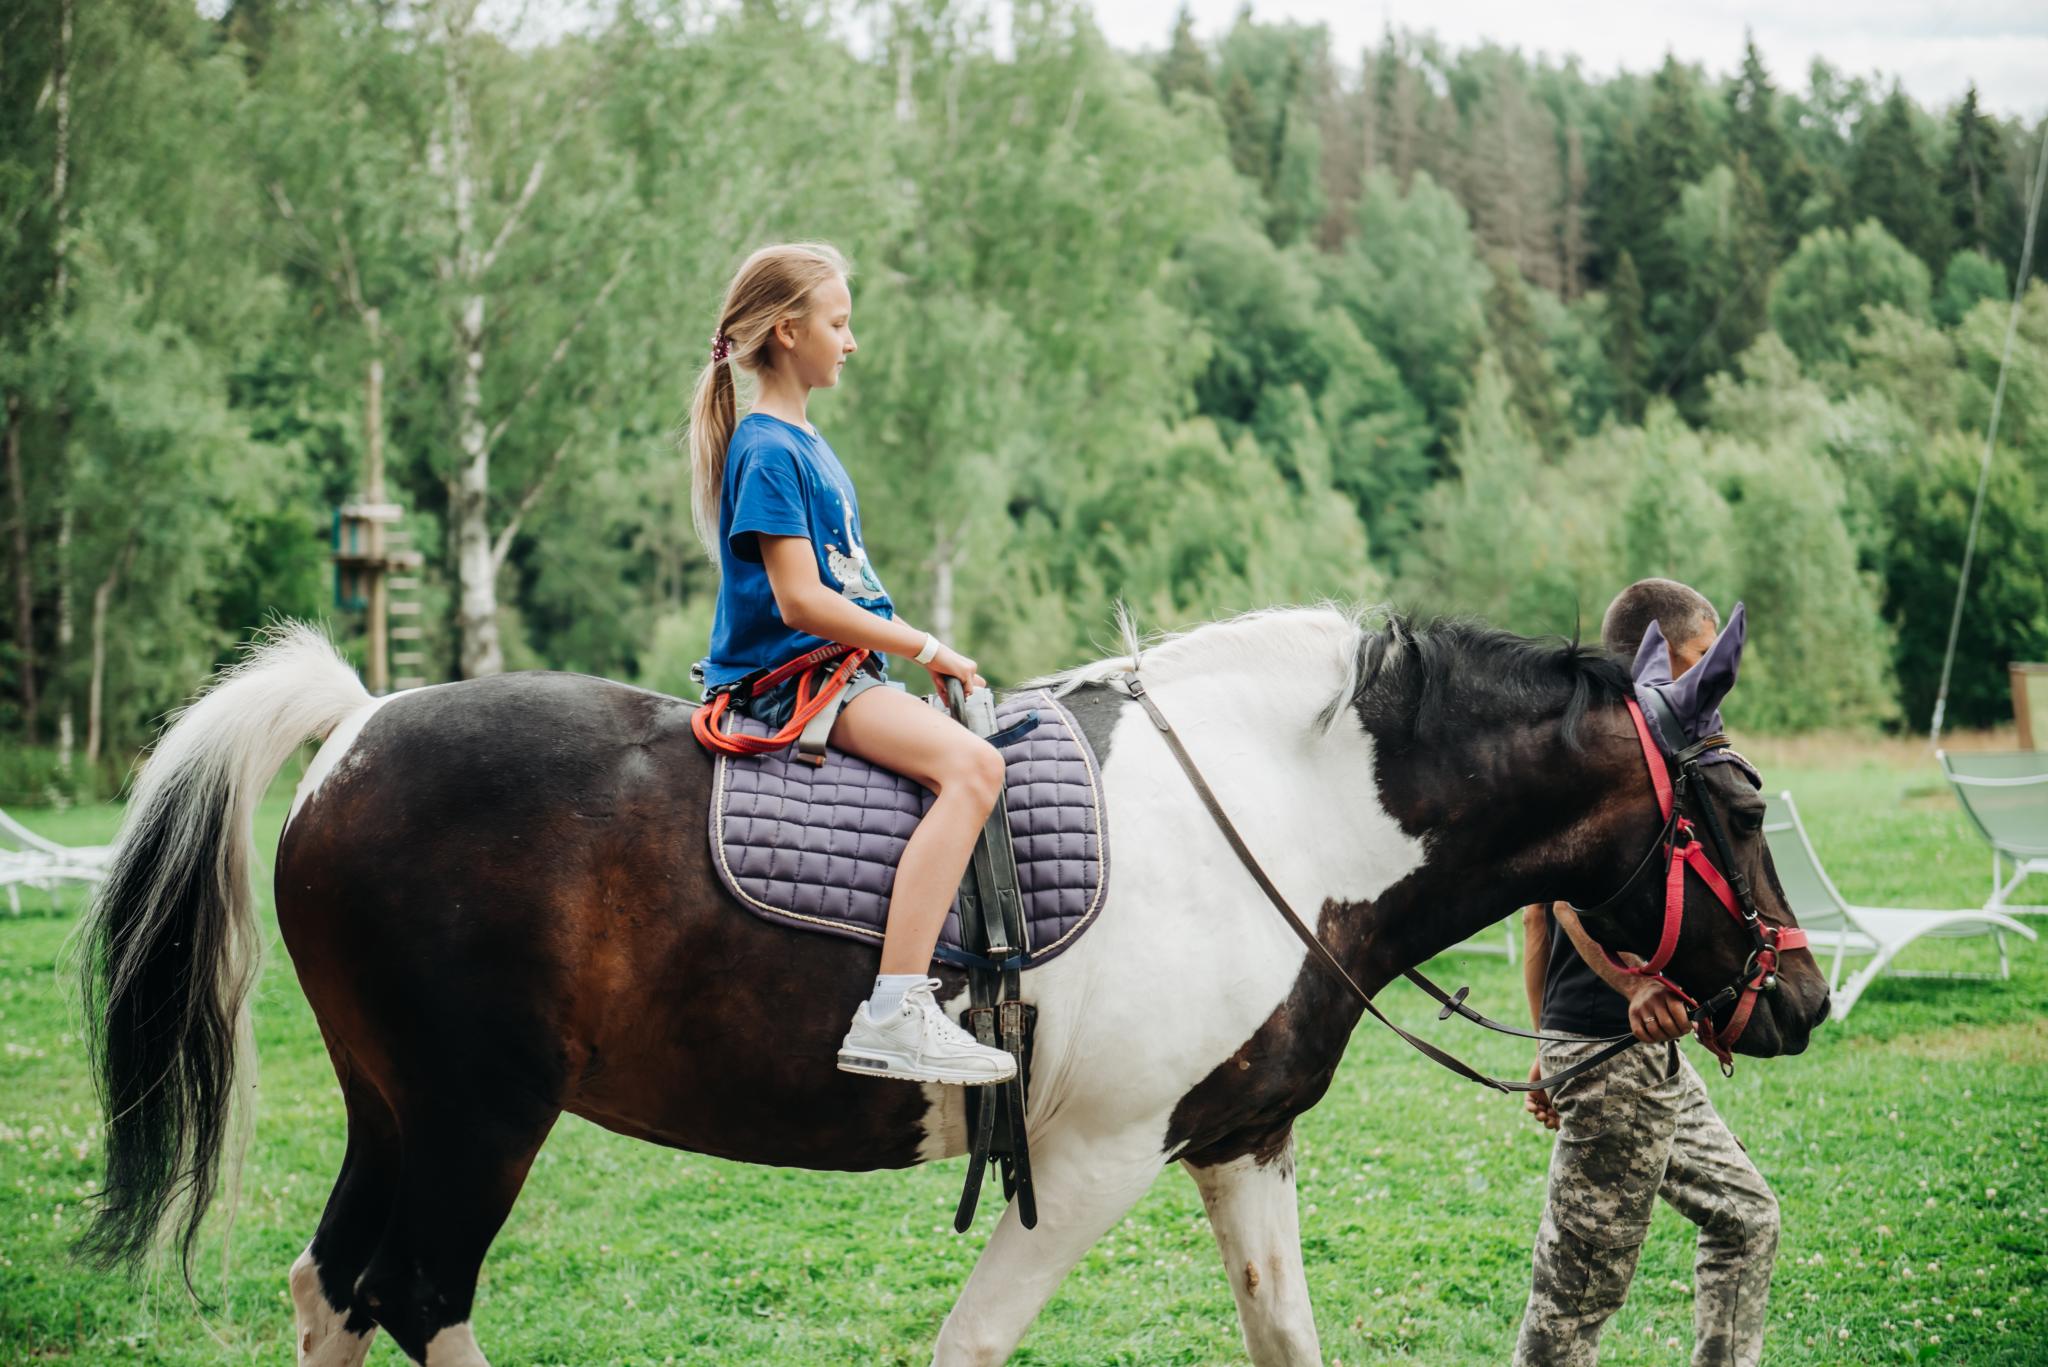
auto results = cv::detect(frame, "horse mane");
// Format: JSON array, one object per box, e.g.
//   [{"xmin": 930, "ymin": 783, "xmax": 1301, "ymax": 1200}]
[
  {"xmin": 1019, "ymin": 601, "xmax": 1371, "ymax": 699},
  {"xmin": 1021, "ymin": 604, "xmax": 1628, "ymax": 750},
  {"xmin": 1327, "ymin": 613, "xmax": 1633, "ymax": 750}
]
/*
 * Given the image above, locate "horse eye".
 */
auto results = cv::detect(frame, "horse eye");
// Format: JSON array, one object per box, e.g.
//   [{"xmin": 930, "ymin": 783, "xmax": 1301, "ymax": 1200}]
[{"xmin": 1735, "ymin": 809, "xmax": 1765, "ymax": 833}]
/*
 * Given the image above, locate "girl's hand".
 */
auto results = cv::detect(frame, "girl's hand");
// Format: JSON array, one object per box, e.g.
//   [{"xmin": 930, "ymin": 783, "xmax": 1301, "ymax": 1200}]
[{"xmin": 923, "ymin": 644, "xmax": 986, "ymax": 697}]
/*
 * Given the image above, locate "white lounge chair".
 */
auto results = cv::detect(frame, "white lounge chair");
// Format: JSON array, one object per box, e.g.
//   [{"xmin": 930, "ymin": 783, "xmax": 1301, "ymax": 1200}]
[
  {"xmin": 1938, "ymin": 750, "xmax": 2048, "ymax": 915},
  {"xmin": 0, "ymin": 806, "xmax": 114, "ymax": 914},
  {"xmin": 1764, "ymin": 791, "xmax": 2036, "ymax": 1019}
]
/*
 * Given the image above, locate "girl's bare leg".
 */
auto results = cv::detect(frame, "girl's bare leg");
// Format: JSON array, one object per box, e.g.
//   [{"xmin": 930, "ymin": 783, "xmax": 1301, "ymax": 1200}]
[{"xmin": 828, "ymin": 686, "xmax": 1005, "ymax": 973}]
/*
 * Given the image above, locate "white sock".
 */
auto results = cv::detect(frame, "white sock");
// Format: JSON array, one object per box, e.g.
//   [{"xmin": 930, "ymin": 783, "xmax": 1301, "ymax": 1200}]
[{"xmin": 867, "ymin": 974, "xmax": 923, "ymax": 1019}]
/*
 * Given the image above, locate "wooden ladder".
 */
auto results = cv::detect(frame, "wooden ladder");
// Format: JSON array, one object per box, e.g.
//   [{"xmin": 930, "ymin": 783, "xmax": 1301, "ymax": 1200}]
[{"xmin": 384, "ymin": 524, "xmax": 429, "ymax": 691}]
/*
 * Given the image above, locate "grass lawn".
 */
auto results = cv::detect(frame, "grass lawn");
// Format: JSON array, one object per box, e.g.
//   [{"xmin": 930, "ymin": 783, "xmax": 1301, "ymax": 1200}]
[{"xmin": 1, "ymin": 734, "xmax": 2043, "ymax": 1364}]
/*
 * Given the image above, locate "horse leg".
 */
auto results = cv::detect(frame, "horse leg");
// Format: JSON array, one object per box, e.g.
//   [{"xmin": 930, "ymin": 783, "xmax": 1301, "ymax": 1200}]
[
  {"xmin": 930, "ymin": 1135, "xmax": 1166, "ymax": 1366},
  {"xmin": 354, "ymin": 1091, "xmax": 560, "ymax": 1367},
  {"xmin": 1183, "ymin": 1133, "xmax": 1322, "ymax": 1366},
  {"xmin": 291, "ymin": 1064, "xmax": 401, "ymax": 1366}
]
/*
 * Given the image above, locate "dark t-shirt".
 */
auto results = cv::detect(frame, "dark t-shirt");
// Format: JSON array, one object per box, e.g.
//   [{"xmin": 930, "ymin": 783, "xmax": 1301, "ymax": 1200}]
[{"xmin": 1538, "ymin": 904, "xmax": 1631, "ymax": 1037}]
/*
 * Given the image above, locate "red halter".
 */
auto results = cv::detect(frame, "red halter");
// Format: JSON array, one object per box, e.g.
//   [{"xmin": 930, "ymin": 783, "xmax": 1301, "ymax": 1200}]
[{"xmin": 1600, "ymin": 698, "xmax": 1808, "ymax": 1067}]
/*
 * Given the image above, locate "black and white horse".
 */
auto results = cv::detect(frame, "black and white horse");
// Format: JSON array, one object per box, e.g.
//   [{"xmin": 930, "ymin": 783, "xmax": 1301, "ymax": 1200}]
[{"xmin": 76, "ymin": 606, "xmax": 1828, "ymax": 1365}]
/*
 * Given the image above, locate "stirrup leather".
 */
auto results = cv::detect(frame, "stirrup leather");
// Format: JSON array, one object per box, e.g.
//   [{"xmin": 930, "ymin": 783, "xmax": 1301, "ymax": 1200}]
[{"xmin": 940, "ymin": 678, "xmax": 1039, "ymax": 1232}]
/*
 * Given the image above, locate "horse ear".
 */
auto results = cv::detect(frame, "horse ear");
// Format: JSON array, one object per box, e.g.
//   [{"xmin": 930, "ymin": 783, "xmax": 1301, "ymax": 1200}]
[
  {"xmin": 1685, "ymin": 601, "xmax": 1746, "ymax": 722},
  {"xmin": 1631, "ymin": 620, "xmax": 1674, "ymax": 687}
]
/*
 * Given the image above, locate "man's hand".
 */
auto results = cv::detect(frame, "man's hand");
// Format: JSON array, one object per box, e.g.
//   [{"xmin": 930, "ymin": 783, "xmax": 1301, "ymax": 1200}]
[
  {"xmin": 1524, "ymin": 1058, "xmax": 1560, "ymax": 1130},
  {"xmin": 1625, "ymin": 976, "xmax": 1693, "ymax": 1044}
]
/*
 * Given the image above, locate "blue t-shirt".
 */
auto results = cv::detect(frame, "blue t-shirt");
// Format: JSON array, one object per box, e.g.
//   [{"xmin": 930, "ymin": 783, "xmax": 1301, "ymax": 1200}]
[{"xmin": 701, "ymin": 413, "xmax": 893, "ymax": 687}]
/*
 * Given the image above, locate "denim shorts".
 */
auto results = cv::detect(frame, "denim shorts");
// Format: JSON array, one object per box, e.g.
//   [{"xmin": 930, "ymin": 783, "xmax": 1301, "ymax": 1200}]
[{"xmin": 738, "ymin": 657, "xmax": 906, "ymax": 729}]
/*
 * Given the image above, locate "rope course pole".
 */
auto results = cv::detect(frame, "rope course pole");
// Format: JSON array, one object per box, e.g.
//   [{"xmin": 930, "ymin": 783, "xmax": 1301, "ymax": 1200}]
[{"xmin": 1929, "ymin": 120, "xmax": 2048, "ymax": 747}]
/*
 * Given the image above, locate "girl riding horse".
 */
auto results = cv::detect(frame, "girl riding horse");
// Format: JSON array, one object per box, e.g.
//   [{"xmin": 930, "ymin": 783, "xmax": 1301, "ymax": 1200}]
[{"xmin": 687, "ymin": 241, "xmax": 1014, "ymax": 1087}]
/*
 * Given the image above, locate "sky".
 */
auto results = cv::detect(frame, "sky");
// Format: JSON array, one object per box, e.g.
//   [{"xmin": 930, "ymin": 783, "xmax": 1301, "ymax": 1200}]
[
  {"xmin": 1093, "ymin": 1, "xmax": 2048, "ymax": 120},
  {"xmin": 291, "ymin": 0, "xmax": 2048, "ymax": 122}
]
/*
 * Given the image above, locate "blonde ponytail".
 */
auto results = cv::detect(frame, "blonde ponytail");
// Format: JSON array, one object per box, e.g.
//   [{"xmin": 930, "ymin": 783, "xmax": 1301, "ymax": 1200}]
[{"xmin": 686, "ymin": 241, "xmax": 852, "ymax": 559}]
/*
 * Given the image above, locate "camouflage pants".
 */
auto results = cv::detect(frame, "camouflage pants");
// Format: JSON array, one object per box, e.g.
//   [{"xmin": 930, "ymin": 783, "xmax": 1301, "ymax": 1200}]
[{"xmin": 1513, "ymin": 1038, "xmax": 1779, "ymax": 1367}]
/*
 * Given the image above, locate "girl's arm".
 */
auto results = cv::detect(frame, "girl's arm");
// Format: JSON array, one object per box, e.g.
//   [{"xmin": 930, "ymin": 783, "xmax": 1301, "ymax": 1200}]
[{"xmin": 759, "ymin": 534, "xmax": 982, "ymax": 691}]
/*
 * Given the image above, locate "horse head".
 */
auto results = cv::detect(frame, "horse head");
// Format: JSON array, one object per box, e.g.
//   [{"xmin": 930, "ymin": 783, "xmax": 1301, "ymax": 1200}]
[{"xmin": 1350, "ymin": 610, "xmax": 1829, "ymax": 1059}]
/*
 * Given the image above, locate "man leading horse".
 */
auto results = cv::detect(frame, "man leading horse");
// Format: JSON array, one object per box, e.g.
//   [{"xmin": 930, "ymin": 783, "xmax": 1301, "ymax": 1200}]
[{"xmin": 1517, "ymin": 579, "xmax": 1784, "ymax": 1367}]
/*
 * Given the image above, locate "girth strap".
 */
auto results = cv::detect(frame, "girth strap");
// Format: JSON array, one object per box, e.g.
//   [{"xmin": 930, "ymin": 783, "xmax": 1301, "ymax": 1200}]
[
  {"xmin": 1123, "ymin": 675, "xmax": 1632, "ymax": 1096},
  {"xmin": 944, "ymin": 678, "xmax": 1038, "ymax": 1232}
]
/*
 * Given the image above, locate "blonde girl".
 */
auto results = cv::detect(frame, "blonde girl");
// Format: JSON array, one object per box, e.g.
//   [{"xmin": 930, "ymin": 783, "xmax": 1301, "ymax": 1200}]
[{"xmin": 688, "ymin": 243, "xmax": 1015, "ymax": 1086}]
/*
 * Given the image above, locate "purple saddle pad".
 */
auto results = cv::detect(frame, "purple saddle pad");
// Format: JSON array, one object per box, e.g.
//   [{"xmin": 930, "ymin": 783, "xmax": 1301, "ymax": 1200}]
[{"xmin": 707, "ymin": 688, "xmax": 1109, "ymax": 967}]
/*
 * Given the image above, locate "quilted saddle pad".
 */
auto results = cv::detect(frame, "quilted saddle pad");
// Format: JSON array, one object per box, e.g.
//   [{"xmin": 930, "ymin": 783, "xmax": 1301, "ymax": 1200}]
[{"xmin": 708, "ymin": 688, "xmax": 1108, "ymax": 968}]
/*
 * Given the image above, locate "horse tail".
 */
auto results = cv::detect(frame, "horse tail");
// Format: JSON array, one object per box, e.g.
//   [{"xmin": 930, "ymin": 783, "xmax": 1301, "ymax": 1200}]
[{"xmin": 75, "ymin": 622, "xmax": 372, "ymax": 1283}]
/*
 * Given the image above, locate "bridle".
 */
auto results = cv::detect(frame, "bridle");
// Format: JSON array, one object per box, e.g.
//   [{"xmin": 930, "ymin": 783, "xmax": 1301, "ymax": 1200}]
[
  {"xmin": 1573, "ymin": 696, "xmax": 1807, "ymax": 1070},
  {"xmin": 1123, "ymin": 674, "xmax": 1804, "ymax": 1094}
]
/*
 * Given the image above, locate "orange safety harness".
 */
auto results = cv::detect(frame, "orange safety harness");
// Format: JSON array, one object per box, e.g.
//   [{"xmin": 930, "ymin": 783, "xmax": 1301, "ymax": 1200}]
[{"xmin": 690, "ymin": 642, "xmax": 872, "ymax": 757}]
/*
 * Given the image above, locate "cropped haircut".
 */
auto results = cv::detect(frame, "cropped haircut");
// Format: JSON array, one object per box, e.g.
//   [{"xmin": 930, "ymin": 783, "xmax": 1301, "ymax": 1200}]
[
  {"xmin": 686, "ymin": 242, "xmax": 851, "ymax": 558},
  {"xmin": 1600, "ymin": 578, "xmax": 1719, "ymax": 660}
]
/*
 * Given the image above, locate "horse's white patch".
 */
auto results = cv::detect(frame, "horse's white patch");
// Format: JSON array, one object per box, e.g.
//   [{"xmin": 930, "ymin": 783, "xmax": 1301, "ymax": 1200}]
[
  {"xmin": 915, "ymin": 608, "xmax": 1427, "ymax": 1159},
  {"xmin": 422, "ymin": 1322, "xmax": 488, "ymax": 1366},
  {"xmin": 916, "ymin": 987, "xmax": 974, "ymax": 1162},
  {"xmin": 287, "ymin": 694, "xmax": 396, "ymax": 831},
  {"xmin": 289, "ymin": 1243, "xmax": 376, "ymax": 1367},
  {"xmin": 1186, "ymin": 1149, "xmax": 1321, "ymax": 1363}
]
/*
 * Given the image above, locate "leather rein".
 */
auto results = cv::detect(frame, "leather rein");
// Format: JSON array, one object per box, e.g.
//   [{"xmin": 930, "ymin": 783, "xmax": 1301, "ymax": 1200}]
[{"xmin": 1122, "ymin": 674, "xmax": 1804, "ymax": 1094}]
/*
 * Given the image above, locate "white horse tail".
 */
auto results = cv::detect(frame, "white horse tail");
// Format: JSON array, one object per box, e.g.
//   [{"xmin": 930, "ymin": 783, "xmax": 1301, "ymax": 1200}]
[{"xmin": 76, "ymin": 622, "xmax": 372, "ymax": 1285}]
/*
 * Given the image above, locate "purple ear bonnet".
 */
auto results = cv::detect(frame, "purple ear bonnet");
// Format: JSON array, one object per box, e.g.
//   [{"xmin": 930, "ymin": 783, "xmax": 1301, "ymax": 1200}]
[{"xmin": 1630, "ymin": 603, "xmax": 1759, "ymax": 787}]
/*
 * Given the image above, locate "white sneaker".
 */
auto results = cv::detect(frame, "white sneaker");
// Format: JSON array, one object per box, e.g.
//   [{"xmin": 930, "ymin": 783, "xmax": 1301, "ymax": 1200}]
[{"xmin": 837, "ymin": 979, "xmax": 1019, "ymax": 1085}]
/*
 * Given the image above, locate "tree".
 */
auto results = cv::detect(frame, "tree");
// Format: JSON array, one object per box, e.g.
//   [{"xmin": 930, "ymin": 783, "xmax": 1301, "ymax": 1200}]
[
  {"xmin": 1710, "ymin": 438, "xmax": 1897, "ymax": 730},
  {"xmin": 1154, "ymin": 5, "xmax": 1212, "ymax": 103},
  {"xmin": 1398, "ymin": 354, "xmax": 1574, "ymax": 622},
  {"xmin": 1726, "ymin": 35, "xmax": 1794, "ymax": 243},
  {"xmin": 1176, "ymin": 222, "xmax": 1430, "ymax": 551},
  {"xmin": 249, "ymin": 0, "xmax": 442, "ymax": 690},
  {"xmin": 1631, "ymin": 57, "xmax": 1720, "ymax": 295},
  {"xmin": 1483, "ymin": 254, "xmax": 1567, "ymax": 444},
  {"xmin": 1953, "ymin": 282, "xmax": 2048, "ymax": 461},
  {"xmin": 1937, "ymin": 249, "xmax": 2008, "ymax": 328},
  {"xmin": 427, "ymin": 1, "xmax": 649, "ymax": 678},
  {"xmin": 1606, "ymin": 251, "xmax": 1649, "ymax": 421},
  {"xmin": 1328, "ymin": 170, "xmax": 1491, "ymax": 439},
  {"xmin": 1768, "ymin": 220, "xmax": 1932, "ymax": 369},
  {"xmin": 1454, "ymin": 47, "xmax": 1564, "ymax": 295},
  {"xmin": 1558, "ymin": 124, "xmax": 1590, "ymax": 299},
  {"xmin": 1850, "ymin": 86, "xmax": 1948, "ymax": 270},
  {"xmin": 1220, "ymin": 70, "xmax": 1268, "ymax": 187},
  {"xmin": 1940, "ymin": 85, "xmax": 2015, "ymax": 263},
  {"xmin": 0, "ymin": 0, "xmax": 309, "ymax": 780},
  {"xmin": 1651, "ymin": 162, "xmax": 1775, "ymax": 409},
  {"xmin": 1847, "ymin": 305, "xmax": 1964, "ymax": 436},
  {"xmin": 1214, "ymin": 17, "xmax": 1328, "ymax": 244},
  {"xmin": 1884, "ymin": 440, "xmax": 2048, "ymax": 728},
  {"xmin": 1783, "ymin": 59, "xmax": 1874, "ymax": 233}
]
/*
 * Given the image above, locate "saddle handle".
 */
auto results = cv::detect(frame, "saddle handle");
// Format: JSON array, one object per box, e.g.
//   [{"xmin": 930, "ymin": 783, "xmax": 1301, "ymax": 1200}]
[{"xmin": 942, "ymin": 675, "xmax": 1000, "ymax": 740}]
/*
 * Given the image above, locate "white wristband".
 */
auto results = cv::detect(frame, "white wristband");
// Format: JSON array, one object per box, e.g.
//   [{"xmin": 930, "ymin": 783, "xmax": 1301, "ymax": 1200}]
[{"xmin": 914, "ymin": 632, "xmax": 939, "ymax": 665}]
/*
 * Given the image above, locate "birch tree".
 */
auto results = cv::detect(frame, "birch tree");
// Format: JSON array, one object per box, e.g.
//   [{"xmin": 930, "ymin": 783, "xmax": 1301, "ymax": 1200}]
[{"xmin": 426, "ymin": 0, "xmax": 642, "ymax": 677}]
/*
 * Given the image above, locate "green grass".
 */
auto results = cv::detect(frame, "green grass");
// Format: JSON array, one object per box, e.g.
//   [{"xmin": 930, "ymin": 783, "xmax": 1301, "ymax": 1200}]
[{"xmin": 1, "ymin": 737, "xmax": 2044, "ymax": 1364}]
